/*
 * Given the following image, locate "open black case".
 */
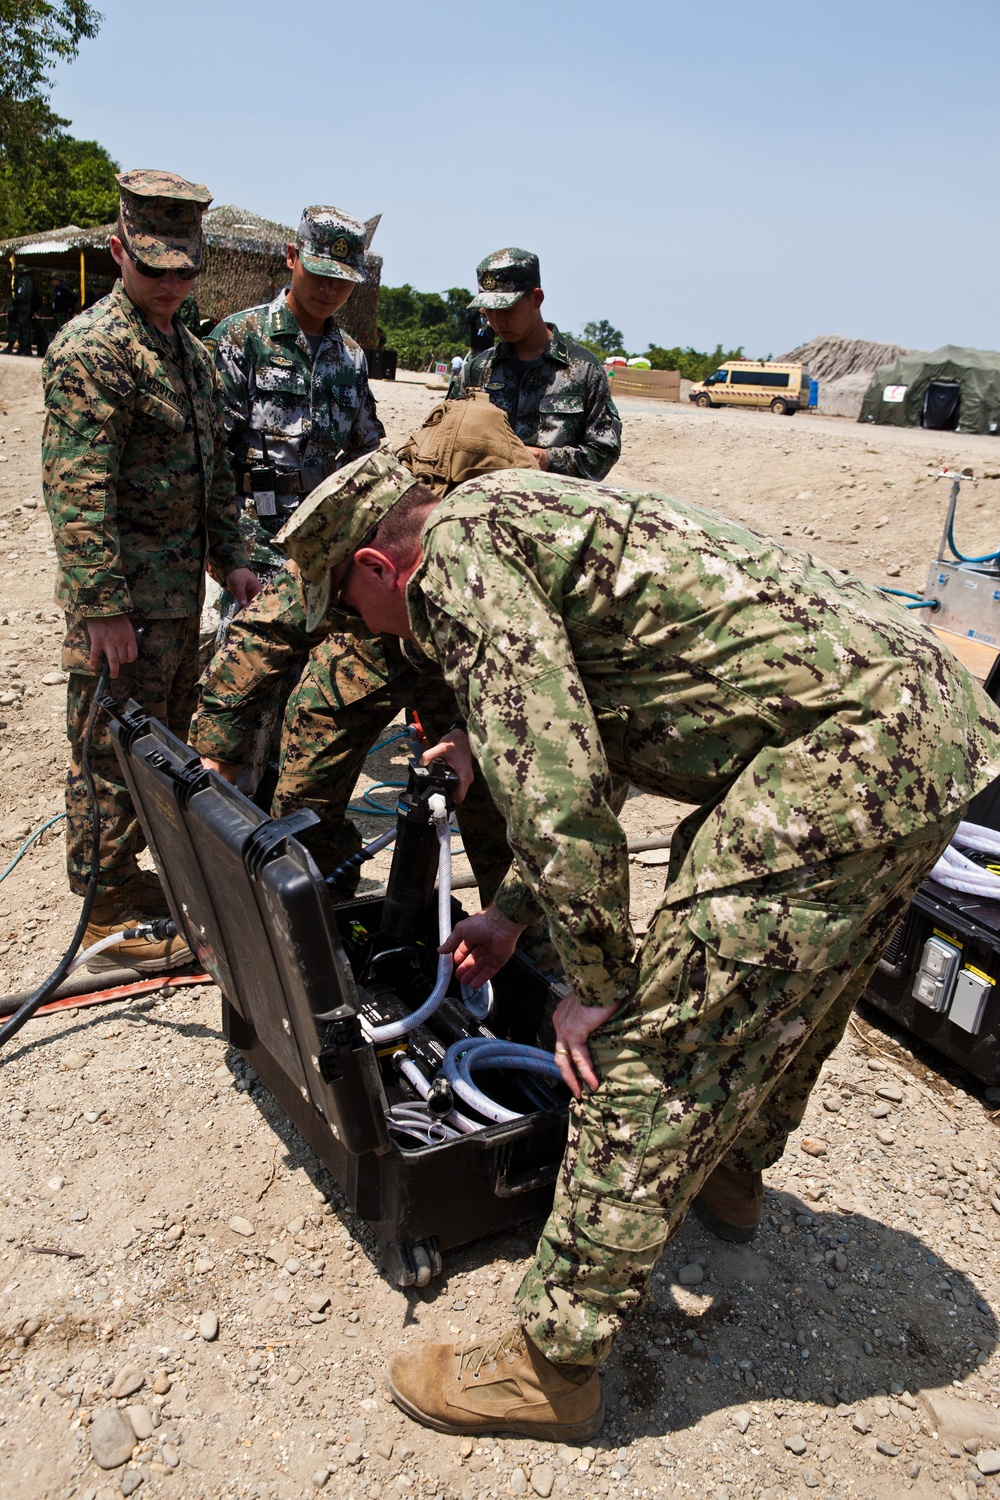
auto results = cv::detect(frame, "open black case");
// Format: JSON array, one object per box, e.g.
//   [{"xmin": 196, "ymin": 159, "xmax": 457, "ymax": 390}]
[{"xmin": 107, "ymin": 702, "xmax": 568, "ymax": 1285}]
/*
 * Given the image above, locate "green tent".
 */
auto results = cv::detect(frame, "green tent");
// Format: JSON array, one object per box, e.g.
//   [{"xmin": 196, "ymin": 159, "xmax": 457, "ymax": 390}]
[{"xmin": 858, "ymin": 345, "xmax": 1000, "ymax": 434}]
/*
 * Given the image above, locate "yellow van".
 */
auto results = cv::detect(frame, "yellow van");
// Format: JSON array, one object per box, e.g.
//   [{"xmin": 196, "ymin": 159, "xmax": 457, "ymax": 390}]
[{"xmin": 689, "ymin": 361, "xmax": 810, "ymax": 415}]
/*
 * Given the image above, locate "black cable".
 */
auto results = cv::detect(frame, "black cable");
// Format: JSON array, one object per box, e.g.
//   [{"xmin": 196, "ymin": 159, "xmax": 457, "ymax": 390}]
[{"xmin": 0, "ymin": 662, "xmax": 110, "ymax": 1049}]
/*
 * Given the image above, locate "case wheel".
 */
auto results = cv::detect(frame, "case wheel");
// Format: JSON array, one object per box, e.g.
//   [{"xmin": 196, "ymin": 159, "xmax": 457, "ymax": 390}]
[{"xmin": 383, "ymin": 1237, "xmax": 443, "ymax": 1288}]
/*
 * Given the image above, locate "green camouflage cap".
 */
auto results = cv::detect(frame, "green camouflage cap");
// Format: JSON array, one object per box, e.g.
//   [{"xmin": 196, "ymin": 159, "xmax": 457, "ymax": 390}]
[
  {"xmin": 468, "ymin": 247, "xmax": 540, "ymax": 309},
  {"xmin": 296, "ymin": 206, "xmax": 367, "ymax": 282},
  {"xmin": 115, "ymin": 170, "xmax": 212, "ymax": 271},
  {"xmin": 275, "ymin": 449, "xmax": 419, "ymax": 586}
]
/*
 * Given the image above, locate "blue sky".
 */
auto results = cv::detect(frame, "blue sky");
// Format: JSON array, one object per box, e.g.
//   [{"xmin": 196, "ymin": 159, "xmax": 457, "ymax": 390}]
[{"xmin": 47, "ymin": 0, "xmax": 1000, "ymax": 356}]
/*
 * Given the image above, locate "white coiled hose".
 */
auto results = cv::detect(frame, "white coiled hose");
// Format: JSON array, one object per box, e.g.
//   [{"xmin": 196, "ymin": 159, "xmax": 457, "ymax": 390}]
[
  {"xmin": 362, "ymin": 794, "xmax": 454, "ymax": 1044},
  {"xmin": 438, "ymin": 1037, "xmax": 565, "ymax": 1124},
  {"xmin": 928, "ymin": 821, "xmax": 1000, "ymax": 899}
]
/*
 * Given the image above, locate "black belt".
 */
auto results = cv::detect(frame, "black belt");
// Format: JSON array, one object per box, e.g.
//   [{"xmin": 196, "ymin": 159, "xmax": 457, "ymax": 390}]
[{"xmin": 240, "ymin": 471, "xmax": 306, "ymax": 497}]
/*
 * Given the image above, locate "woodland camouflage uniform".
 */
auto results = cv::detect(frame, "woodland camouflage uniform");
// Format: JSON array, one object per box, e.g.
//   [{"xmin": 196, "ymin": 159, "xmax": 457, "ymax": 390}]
[
  {"xmin": 42, "ymin": 275, "xmax": 248, "ymax": 896},
  {"xmin": 395, "ymin": 468, "xmax": 1000, "ymax": 1368}
]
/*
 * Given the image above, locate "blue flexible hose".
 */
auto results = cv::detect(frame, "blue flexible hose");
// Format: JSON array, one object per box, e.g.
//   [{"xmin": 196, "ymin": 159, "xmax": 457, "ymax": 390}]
[{"xmin": 0, "ymin": 812, "xmax": 66, "ymax": 885}]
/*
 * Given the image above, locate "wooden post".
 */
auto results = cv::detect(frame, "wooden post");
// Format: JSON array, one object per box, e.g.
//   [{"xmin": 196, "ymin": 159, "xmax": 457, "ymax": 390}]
[{"xmin": 79, "ymin": 249, "xmax": 86, "ymax": 309}]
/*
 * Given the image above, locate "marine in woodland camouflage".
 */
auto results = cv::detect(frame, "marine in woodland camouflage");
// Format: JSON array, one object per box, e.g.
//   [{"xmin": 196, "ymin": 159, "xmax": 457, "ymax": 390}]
[
  {"xmin": 459, "ymin": 325, "xmax": 621, "ymax": 481},
  {"xmin": 208, "ymin": 287, "xmax": 384, "ymax": 576},
  {"xmin": 42, "ymin": 279, "xmax": 248, "ymax": 624},
  {"xmin": 400, "ymin": 467, "xmax": 1000, "ymax": 1367}
]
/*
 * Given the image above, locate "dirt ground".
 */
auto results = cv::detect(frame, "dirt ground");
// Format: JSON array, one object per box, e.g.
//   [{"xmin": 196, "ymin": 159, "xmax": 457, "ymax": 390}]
[{"xmin": 2, "ymin": 352, "xmax": 1000, "ymax": 1500}]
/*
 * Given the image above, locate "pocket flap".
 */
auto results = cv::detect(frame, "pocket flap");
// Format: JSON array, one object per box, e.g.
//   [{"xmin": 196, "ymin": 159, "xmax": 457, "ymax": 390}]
[
  {"xmin": 686, "ymin": 892, "xmax": 862, "ymax": 972},
  {"xmin": 134, "ymin": 389, "xmax": 185, "ymax": 432},
  {"xmin": 539, "ymin": 394, "xmax": 585, "ymax": 415}
]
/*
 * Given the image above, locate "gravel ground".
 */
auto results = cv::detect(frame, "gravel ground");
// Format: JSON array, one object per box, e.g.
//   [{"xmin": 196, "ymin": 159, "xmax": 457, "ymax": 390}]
[{"xmin": 2, "ymin": 355, "xmax": 1000, "ymax": 1500}]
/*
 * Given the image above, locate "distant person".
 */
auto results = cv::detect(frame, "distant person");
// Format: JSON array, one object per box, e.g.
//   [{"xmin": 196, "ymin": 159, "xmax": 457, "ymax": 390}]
[
  {"xmin": 460, "ymin": 248, "xmax": 621, "ymax": 480},
  {"xmin": 445, "ymin": 351, "xmax": 464, "ymax": 399},
  {"xmin": 5, "ymin": 264, "xmax": 35, "ymax": 355},
  {"xmin": 51, "ymin": 276, "xmax": 77, "ymax": 330},
  {"xmin": 41, "ymin": 168, "xmax": 258, "ymax": 973},
  {"xmin": 29, "ymin": 276, "xmax": 49, "ymax": 357}
]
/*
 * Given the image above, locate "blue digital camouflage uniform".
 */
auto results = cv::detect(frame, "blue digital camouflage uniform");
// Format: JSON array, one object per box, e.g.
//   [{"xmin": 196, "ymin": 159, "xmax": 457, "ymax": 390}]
[
  {"xmin": 208, "ymin": 287, "xmax": 384, "ymax": 580},
  {"xmin": 42, "ymin": 278, "xmax": 248, "ymax": 896},
  {"xmin": 459, "ymin": 324, "xmax": 621, "ymax": 481},
  {"xmin": 399, "ymin": 468, "xmax": 1000, "ymax": 1369}
]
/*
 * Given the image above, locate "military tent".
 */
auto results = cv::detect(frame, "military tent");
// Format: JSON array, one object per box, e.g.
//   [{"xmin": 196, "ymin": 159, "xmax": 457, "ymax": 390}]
[{"xmin": 858, "ymin": 345, "xmax": 1000, "ymax": 434}]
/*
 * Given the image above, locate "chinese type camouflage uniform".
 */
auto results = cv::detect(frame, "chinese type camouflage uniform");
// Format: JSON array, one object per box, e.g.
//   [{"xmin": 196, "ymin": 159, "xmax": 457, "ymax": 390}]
[
  {"xmin": 42, "ymin": 278, "xmax": 248, "ymax": 898},
  {"xmin": 190, "ymin": 397, "xmax": 540, "ymax": 900},
  {"xmin": 208, "ymin": 284, "xmax": 383, "ymax": 582},
  {"xmin": 459, "ymin": 325, "xmax": 620, "ymax": 481},
  {"xmin": 400, "ymin": 468, "xmax": 1000, "ymax": 1369}
]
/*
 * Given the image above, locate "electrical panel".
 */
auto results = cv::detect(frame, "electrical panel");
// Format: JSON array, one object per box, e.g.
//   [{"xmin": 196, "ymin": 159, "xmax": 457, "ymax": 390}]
[{"xmin": 911, "ymin": 934, "xmax": 963, "ymax": 1012}]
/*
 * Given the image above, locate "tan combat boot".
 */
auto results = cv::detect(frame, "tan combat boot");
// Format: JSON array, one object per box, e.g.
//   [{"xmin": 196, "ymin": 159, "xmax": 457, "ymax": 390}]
[
  {"xmin": 692, "ymin": 1162, "xmax": 764, "ymax": 1243},
  {"xmin": 386, "ymin": 1326, "xmax": 604, "ymax": 1440},
  {"xmin": 81, "ymin": 892, "xmax": 193, "ymax": 974}
]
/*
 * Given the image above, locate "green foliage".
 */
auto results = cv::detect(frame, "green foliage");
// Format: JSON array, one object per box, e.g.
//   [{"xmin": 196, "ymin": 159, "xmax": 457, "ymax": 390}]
[
  {"xmin": 0, "ymin": 1, "xmax": 102, "ymax": 163},
  {"xmin": 0, "ymin": 123, "xmax": 118, "ymax": 236},
  {"xmin": 0, "ymin": 2, "xmax": 113, "ymax": 239},
  {"xmin": 645, "ymin": 342, "xmax": 745, "ymax": 383},
  {"xmin": 580, "ymin": 319, "xmax": 624, "ymax": 357},
  {"xmin": 379, "ymin": 282, "xmax": 472, "ymax": 369}
]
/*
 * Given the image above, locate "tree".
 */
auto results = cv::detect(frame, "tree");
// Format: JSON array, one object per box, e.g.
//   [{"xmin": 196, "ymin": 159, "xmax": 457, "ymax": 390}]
[
  {"xmin": 378, "ymin": 282, "xmax": 474, "ymax": 369},
  {"xmin": 645, "ymin": 342, "xmax": 745, "ymax": 383},
  {"xmin": 0, "ymin": 1, "xmax": 102, "ymax": 164},
  {"xmin": 0, "ymin": 3, "xmax": 116, "ymax": 239},
  {"xmin": 580, "ymin": 319, "xmax": 624, "ymax": 357},
  {"xmin": 0, "ymin": 126, "xmax": 118, "ymax": 237}
]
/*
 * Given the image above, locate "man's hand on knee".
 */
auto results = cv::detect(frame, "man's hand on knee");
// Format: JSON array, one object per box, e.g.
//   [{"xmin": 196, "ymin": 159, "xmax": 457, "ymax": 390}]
[{"xmin": 85, "ymin": 615, "xmax": 137, "ymax": 677}]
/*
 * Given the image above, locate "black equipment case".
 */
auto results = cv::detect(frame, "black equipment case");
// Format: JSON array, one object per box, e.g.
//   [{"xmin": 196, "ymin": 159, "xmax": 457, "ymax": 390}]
[
  {"xmin": 107, "ymin": 702, "xmax": 568, "ymax": 1284},
  {"xmin": 863, "ymin": 658, "xmax": 1000, "ymax": 1087}
]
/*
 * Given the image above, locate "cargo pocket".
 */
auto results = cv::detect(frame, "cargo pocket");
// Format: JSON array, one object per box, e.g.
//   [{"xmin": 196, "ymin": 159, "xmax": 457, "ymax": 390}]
[
  {"xmin": 685, "ymin": 891, "xmax": 863, "ymax": 972},
  {"xmin": 569, "ymin": 1189, "xmax": 670, "ymax": 1287}
]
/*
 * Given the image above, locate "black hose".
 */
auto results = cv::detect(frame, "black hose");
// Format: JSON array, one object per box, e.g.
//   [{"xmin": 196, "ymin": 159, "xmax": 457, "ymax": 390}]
[{"xmin": 0, "ymin": 662, "xmax": 110, "ymax": 1050}]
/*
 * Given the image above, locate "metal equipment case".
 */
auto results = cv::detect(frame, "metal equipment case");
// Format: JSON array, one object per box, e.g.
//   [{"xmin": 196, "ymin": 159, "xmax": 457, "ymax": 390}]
[{"xmin": 108, "ymin": 703, "xmax": 568, "ymax": 1284}]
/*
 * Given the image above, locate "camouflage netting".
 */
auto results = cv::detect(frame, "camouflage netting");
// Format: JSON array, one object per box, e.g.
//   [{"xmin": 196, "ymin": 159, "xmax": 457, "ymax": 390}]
[
  {"xmin": 198, "ymin": 205, "xmax": 382, "ymax": 346},
  {"xmin": 1, "ymin": 204, "xmax": 383, "ymax": 349}
]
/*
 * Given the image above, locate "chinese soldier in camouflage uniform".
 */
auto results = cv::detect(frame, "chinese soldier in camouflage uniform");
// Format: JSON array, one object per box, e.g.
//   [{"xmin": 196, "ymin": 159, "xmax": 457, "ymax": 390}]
[
  {"xmin": 202, "ymin": 206, "xmax": 385, "ymax": 785},
  {"xmin": 42, "ymin": 169, "xmax": 258, "ymax": 972},
  {"xmin": 275, "ymin": 453, "xmax": 1000, "ymax": 1440},
  {"xmin": 459, "ymin": 248, "xmax": 621, "ymax": 481},
  {"xmin": 207, "ymin": 205, "xmax": 384, "ymax": 586},
  {"xmin": 191, "ymin": 397, "xmax": 541, "ymax": 902}
]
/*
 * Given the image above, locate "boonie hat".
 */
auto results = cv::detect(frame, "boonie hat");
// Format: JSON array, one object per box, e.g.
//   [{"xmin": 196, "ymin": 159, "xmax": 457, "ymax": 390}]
[
  {"xmin": 468, "ymin": 247, "xmax": 540, "ymax": 309},
  {"xmin": 115, "ymin": 170, "xmax": 212, "ymax": 271},
  {"xmin": 276, "ymin": 449, "xmax": 418, "ymax": 586},
  {"xmin": 296, "ymin": 206, "xmax": 367, "ymax": 283}
]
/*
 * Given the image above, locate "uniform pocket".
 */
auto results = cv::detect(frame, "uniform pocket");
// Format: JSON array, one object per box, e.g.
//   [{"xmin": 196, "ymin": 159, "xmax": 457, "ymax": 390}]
[
  {"xmin": 254, "ymin": 366, "xmax": 307, "ymax": 396},
  {"xmin": 685, "ymin": 891, "xmax": 863, "ymax": 972},
  {"xmin": 538, "ymin": 395, "xmax": 585, "ymax": 417}
]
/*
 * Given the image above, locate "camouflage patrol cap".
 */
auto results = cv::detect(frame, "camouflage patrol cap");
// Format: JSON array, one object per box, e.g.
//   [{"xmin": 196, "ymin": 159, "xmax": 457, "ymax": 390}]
[
  {"xmin": 296, "ymin": 206, "xmax": 367, "ymax": 283},
  {"xmin": 275, "ymin": 449, "xmax": 419, "ymax": 586},
  {"xmin": 468, "ymin": 247, "xmax": 541, "ymax": 309},
  {"xmin": 115, "ymin": 170, "xmax": 212, "ymax": 271}
]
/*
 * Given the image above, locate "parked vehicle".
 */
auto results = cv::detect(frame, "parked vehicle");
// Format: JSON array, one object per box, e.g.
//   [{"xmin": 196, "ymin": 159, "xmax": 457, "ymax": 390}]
[{"xmin": 689, "ymin": 360, "xmax": 811, "ymax": 415}]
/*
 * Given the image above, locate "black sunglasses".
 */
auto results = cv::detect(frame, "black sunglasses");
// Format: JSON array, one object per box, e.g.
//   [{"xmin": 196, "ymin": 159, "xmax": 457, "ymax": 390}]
[{"xmin": 119, "ymin": 230, "xmax": 200, "ymax": 281}]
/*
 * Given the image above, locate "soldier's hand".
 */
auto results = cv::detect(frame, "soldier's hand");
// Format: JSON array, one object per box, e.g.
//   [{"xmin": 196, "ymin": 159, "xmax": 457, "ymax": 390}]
[
  {"xmin": 551, "ymin": 988, "xmax": 622, "ymax": 1099},
  {"xmin": 441, "ymin": 904, "xmax": 525, "ymax": 988},
  {"xmin": 421, "ymin": 728, "xmax": 473, "ymax": 803},
  {"xmin": 200, "ymin": 756, "xmax": 242, "ymax": 784},
  {"xmin": 226, "ymin": 567, "xmax": 262, "ymax": 610},
  {"xmin": 85, "ymin": 615, "xmax": 137, "ymax": 677},
  {"xmin": 525, "ymin": 446, "xmax": 549, "ymax": 470}
]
